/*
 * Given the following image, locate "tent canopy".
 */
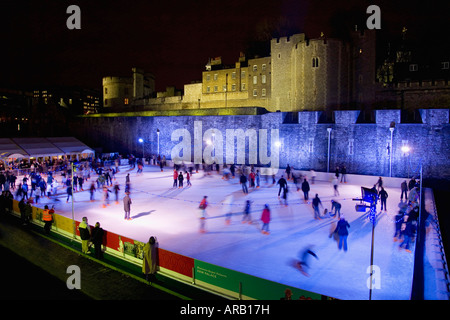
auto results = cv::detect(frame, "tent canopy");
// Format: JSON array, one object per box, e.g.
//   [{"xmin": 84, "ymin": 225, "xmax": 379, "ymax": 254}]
[{"xmin": 0, "ymin": 137, "xmax": 94, "ymax": 160}]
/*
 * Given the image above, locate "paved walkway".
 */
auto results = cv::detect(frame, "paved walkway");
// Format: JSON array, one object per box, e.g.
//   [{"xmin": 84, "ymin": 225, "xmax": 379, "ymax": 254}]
[{"xmin": 0, "ymin": 213, "xmax": 223, "ymax": 300}]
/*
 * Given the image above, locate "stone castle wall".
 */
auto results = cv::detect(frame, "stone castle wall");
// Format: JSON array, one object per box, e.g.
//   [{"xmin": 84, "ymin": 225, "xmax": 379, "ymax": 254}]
[{"xmin": 70, "ymin": 109, "xmax": 450, "ymax": 181}]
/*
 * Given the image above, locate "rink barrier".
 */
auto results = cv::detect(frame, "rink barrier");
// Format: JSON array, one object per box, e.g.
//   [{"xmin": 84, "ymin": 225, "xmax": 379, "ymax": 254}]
[
  {"xmin": 10, "ymin": 199, "xmax": 331, "ymax": 300},
  {"xmin": 422, "ymin": 189, "xmax": 450, "ymax": 299}
]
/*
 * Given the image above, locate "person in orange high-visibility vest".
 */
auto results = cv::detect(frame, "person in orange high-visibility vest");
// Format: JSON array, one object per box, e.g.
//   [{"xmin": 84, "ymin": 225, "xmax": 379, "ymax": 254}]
[{"xmin": 42, "ymin": 205, "xmax": 53, "ymax": 235}]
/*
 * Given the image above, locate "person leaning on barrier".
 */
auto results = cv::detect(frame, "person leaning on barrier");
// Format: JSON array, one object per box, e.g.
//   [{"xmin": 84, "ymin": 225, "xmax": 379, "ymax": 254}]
[
  {"xmin": 78, "ymin": 217, "xmax": 92, "ymax": 254},
  {"xmin": 42, "ymin": 205, "xmax": 53, "ymax": 234}
]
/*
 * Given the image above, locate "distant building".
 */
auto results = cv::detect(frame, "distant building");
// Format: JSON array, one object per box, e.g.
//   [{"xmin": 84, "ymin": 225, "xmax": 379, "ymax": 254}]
[
  {"xmin": 32, "ymin": 86, "xmax": 101, "ymax": 115},
  {"xmin": 102, "ymin": 67, "xmax": 155, "ymax": 108},
  {"xmin": 101, "ymin": 27, "xmax": 449, "ymax": 114}
]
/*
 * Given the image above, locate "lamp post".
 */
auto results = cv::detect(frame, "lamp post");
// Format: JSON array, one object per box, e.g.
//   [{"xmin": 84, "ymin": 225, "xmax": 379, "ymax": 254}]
[
  {"xmin": 327, "ymin": 128, "xmax": 332, "ymax": 173},
  {"xmin": 156, "ymin": 129, "xmax": 160, "ymax": 156},
  {"xmin": 71, "ymin": 162, "xmax": 75, "ymax": 239},
  {"xmin": 138, "ymin": 138, "xmax": 144, "ymax": 159},
  {"xmin": 389, "ymin": 127, "xmax": 394, "ymax": 177}
]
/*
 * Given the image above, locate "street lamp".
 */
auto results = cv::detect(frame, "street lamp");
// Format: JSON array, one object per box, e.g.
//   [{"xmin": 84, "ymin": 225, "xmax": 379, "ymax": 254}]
[
  {"xmin": 156, "ymin": 129, "xmax": 160, "ymax": 155},
  {"xmin": 138, "ymin": 138, "xmax": 144, "ymax": 158},
  {"xmin": 327, "ymin": 128, "xmax": 332, "ymax": 173},
  {"xmin": 389, "ymin": 127, "xmax": 394, "ymax": 177}
]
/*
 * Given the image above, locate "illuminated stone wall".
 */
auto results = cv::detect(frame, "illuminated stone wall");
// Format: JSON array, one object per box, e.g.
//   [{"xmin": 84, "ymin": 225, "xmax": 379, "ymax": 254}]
[{"xmin": 70, "ymin": 109, "xmax": 450, "ymax": 180}]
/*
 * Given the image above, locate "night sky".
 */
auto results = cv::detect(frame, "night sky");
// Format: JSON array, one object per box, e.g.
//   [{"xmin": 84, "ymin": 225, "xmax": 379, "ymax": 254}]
[{"xmin": 1, "ymin": 0, "xmax": 448, "ymax": 92}]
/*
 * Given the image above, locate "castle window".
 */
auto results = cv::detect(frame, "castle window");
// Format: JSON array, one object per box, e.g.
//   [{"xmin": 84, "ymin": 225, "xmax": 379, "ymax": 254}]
[
  {"xmin": 262, "ymin": 89, "xmax": 266, "ymax": 97},
  {"xmin": 253, "ymin": 65, "xmax": 257, "ymax": 72},
  {"xmin": 312, "ymin": 57, "xmax": 319, "ymax": 68},
  {"xmin": 104, "ymin": 99, "xmax": 108, "ymax": 106},
  {"xmin": 214, "ymin": 74, "xmax": 218, "ymax": 80},
  {"xmin": 206, "ymin": 74, "xmax": 211, "ymax": 81},
  {"xmin": 231, "ymin": 72, "xmax": 236, "ymax": 79},
  {"xmin": 241, "ymin": 83, "xmax": 246, "ymax": 90},
  {"xmin": 206, "ymin": 86, "xmax": 210, "ymax": 93},
  {"xmin": 441, "ymin": 61, "xmax": 449, "ymax": 70},
  {"xmin": 308, "ymin": 138, "xmax": 314, "ymax": 153},
  {"xmin": 214, "ymin": 86, "xmax": 218, "ymax": 92},
  {"xmin": 348, "ymin": 139, "xmax": 354, "ymax": 156},
  {"xmin": 231, "ymin": 84, "xmax": 236, "ymax": 91},
  {"xmin": 241, "ymin": 70, "xmax": 246, "ymax": 78},
  {"xmin": 253, "ymin": 75, "xmax": 258, "ymax": 85},
  {"xmin": 253, "ymin": 89, "xmax": 258, "ymax": 96},
  {"xmin": 409, "ymin": 64, "xmax": 418, "ymax": 72},
  {"xmin": 262, "ymin": 64, "xmax": 266, "ymax": 71},
  {"xmin": 262, "ymin": 75, "xmax": 266, "ymax": 84},
  {"xmin": 104, "ymin": 88, "xmax": 108, "ymax": 94},
  {"xmin": 124, "ymin": 98, "xmax": 129, "ymax": 105}
]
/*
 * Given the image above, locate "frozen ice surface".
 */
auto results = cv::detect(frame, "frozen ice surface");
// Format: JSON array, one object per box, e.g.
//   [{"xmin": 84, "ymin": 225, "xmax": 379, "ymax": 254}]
[{"xmin": 31, "ymin": 164, "xmax": 421, "ymax": 300}]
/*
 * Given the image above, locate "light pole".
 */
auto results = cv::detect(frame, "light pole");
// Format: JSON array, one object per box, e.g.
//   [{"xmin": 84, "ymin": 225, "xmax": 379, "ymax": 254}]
[
  {"xmin": 156, "ymin": 129, "xmax": 160, "ymax": 156},
  {"xmin": 389, "ymin": 127, "xmax": 394, "ymax": 177},
  {"xmin": 138, "ymin": 138, "xmax": 144, "ymax": 158},
  {"xmin": 71, "ymin": 162, "xmax": 75, "ymax": 239},
  {"xmin": 327, "ymin": 128, "xmax": 332, "ymax": 173}
]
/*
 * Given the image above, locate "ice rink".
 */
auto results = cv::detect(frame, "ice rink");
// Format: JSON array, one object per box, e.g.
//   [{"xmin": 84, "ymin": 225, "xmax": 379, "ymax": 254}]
[{"xmin": 28, "ymin": 163, "xmax": 421, "ymax": 300}]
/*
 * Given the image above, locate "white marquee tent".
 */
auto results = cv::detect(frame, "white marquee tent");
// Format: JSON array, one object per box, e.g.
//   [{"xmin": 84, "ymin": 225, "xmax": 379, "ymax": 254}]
[{"xmin": 0, "ymin": 137, "xmax": 94, "ymax": 161}]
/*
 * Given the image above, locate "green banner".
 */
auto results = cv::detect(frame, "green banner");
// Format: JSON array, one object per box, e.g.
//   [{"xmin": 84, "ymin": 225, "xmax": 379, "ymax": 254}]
[{"xmin": 194, "ymin": 260, "xmax": 325, "ymax": 300}]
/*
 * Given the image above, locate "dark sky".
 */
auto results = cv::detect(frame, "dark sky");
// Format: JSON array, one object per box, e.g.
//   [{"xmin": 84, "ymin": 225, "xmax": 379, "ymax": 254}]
[{"xmin": 1, "ymin": 0, "xmax": 448, "ymax": 92}]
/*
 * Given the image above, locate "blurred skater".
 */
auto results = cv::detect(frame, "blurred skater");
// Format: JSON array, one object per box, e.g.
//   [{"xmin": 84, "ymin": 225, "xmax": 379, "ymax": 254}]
[
  {"xmin": 223, "ymin": 194, "xmax": 233, "ymax": 225},
  {"xmin": 260, "ymin": 204, "xmax": 271, "ymax": 235},
  {"xmin": 242, "ymin": 200, "xmax": 252, "ymax": 224},
  {"xmin": 123, "ymin": 192, "xmax": 132, "ymax": 220},
  {"xmin": 199, "ymin": 196, "xmax": 208, "ymax": 233},
  {"xmin": 312, "ymin": 194, "xmax": 323, "ymax": 219},
  {"xmin": 296, "ymin": 246, "xmax": 319, "ymax": 276}
]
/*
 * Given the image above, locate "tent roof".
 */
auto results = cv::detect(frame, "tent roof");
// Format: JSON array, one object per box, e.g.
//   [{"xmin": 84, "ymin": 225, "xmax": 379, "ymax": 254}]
[{"xmin": 0, "ymin": 137, "xmax": 94, "ymax": 159}]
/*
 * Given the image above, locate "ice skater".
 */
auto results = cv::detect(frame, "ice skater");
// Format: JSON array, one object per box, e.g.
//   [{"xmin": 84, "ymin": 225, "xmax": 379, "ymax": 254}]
[
  {"xmin": 312, "ymin": 194, "xmax": 323, "ymax": 219},
  {"xmin": 199, "ymin": 196, "xmax": 208, "ymax": 233},
  {"xmin": 102, "ymin": 185, "xmax": 111, "ymax": 208},
  {"xmin": 113, "ymin": 182, "xmax": 120, "ymax": 203},
  {"xmin": 400, "ymin": 180, "xmax": 408, "ymax": 201},
  {"xmin": 89, "ymin": 182, "xmax": 96, "ymax": 201},
  {"xmin": 301, "ymin": 178, "xmax": 310, "ymax": 202},
  {"xmin": 332, "ymin": 176, "xmax": 339, "ymax": 196},
  {"xmin": 123, "ymin": 192, "xmax": 132, "ymax": 220},
  {"xmin": 379, "ymin": 187, "xmax": 388, "ymax": 212},
  {"xmin": 296, "ymin": 246, "xmax": 319, "ymax": 276},
  {"xmin": 399, "ymin": 214, "xmax": 413, "ymax": 253},
  {"xmin": 66, "ymin": 185, "xmax": 72, "ymax": 203},
  {"xmin": 280, "ymin": 184, "xmax": 288, "ymax": 206},
  {"xmin": 186, "ymin": 171, "xmax": 192, "ymax": 187},
  {"xmin": 242, "ymin": 200, "xmax": 252, "ymax": 223},
  {"xmin": 333, "ymin": 216, "xmax": 350, "ymax": 251},
  {"xmin": 178, "ymin": 171, "xmax": 184, "ymax": 188},
  {"xmin": 173, "ymin": 169, "xmax": 178, "ymax": 188},
  {"xmin": 260, "ymin": 204, "xmax": 271, "ymax": 235},
  {"xmin": 239, "ymin": 173, "xmax": 248, "ymax": 194},
  {"xmin": 330, "ymin": 200, "xmax": 342, "ymax": 218},
  {"xmin": 393, "ymin": 211, "xmax": 404, "ymax": 242},
  {"xmin": 223, "ymin": 194, "xmax": 234, "ymax": 225},
  {"xmin": 277, "ymin": 175, "xmax": 287, "ymax": 197}
]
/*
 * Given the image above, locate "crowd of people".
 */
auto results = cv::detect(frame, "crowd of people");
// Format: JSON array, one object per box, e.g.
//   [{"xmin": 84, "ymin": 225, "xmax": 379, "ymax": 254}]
[{"xmin": 0, "ymin": 154, "xmax": 424, "ymax": 285}]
